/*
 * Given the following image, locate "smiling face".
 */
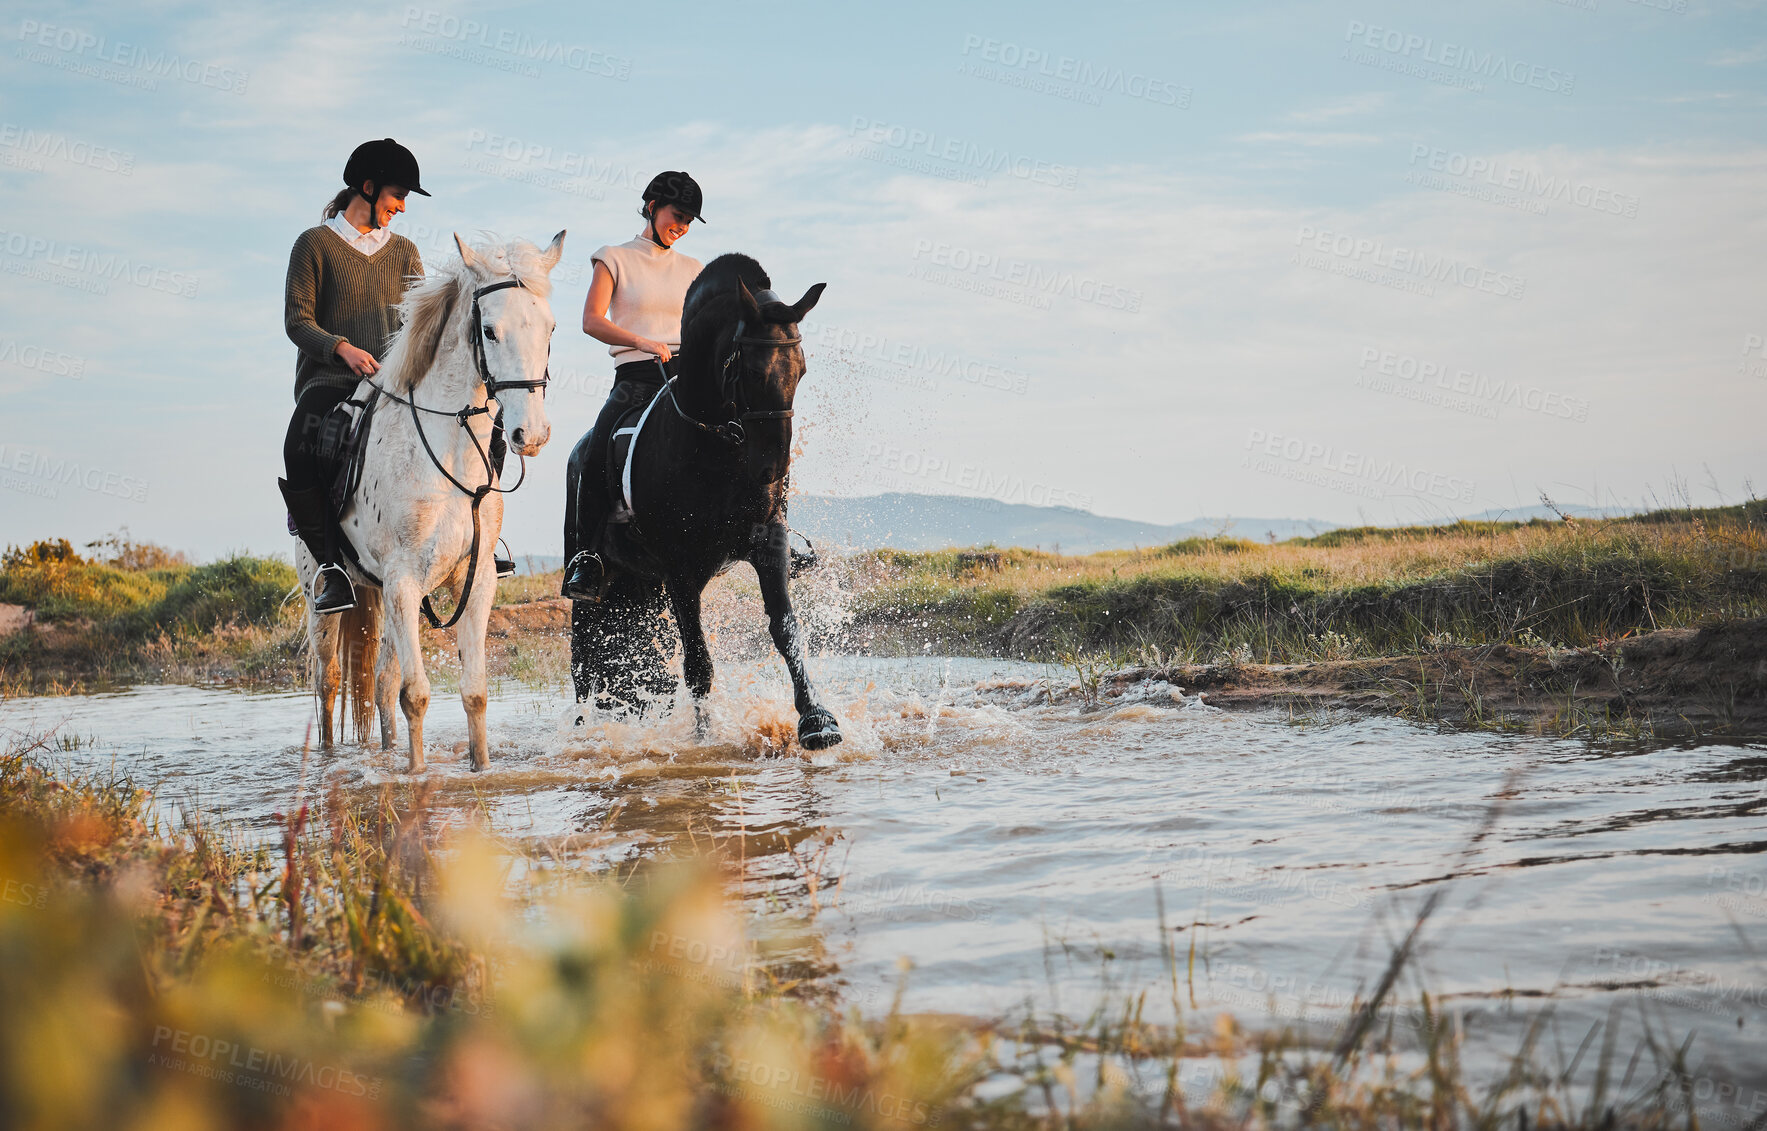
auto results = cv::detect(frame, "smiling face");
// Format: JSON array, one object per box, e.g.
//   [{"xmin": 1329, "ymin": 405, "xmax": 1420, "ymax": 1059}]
[
  {"xmin": 371, "ymin": 183, "xmax": 411, "ymax": 229},
  {"xmin": 647, "ymin": 202, "xmax": 693, "ymax": 247}
]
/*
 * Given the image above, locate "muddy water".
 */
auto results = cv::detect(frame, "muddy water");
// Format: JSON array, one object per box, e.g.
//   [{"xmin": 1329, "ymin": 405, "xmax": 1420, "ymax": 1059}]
[{"xmin": 10, "ymin": 657, "xmax": 1767, "ymax": 1104}]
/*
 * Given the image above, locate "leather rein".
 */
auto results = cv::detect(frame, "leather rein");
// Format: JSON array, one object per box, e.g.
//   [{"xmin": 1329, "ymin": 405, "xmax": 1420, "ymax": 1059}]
[
  {"xmin": 359, "ymin": 276, "xmax": 550, "ymax": 629},
  {"xmin": 662, "ymin": 288, "xmax": 800, "ymax": 449}
]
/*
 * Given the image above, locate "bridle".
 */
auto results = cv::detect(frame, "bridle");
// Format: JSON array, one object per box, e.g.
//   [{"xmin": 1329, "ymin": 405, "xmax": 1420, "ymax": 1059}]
[
  {"xmin": 373, "ymin": 276, "xmax": 551, "ymax": 494},
  {"xmin": 360, "ymin": 274, "xmax": 551, "ymax": 629},
  {"xmin": 663, "ymin": 288, "xmax": 800, "ymax": 448}
]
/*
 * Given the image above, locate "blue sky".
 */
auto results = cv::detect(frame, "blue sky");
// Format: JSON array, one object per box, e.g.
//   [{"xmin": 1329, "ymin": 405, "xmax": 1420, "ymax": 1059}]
[{"xmin": 2, "ymin": 0, "xmax": 1764, "ymax": 558}]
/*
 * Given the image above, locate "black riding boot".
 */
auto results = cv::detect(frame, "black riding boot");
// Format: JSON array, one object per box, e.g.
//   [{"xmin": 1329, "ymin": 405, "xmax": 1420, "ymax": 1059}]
[
  {"xmin": 561, "ymin": 548, "xmax": 606, "ymax": 602},
  {"xmin": 278, "ymin": 479, "xmax": 356, "ymax": 614}
]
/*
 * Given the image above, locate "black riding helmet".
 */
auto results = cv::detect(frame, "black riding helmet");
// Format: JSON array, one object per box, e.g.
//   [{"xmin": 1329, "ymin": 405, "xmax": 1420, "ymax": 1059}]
[
  {"xmin": 641, "ymin": 170, "xmax": 705, "ymax": 245},
  {"xmin": 343, "ymin": 138, "xmax": 430, "ymax": 229}
]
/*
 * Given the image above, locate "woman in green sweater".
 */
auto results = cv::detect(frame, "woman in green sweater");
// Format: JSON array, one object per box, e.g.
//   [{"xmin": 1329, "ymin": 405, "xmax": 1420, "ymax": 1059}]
[{"xmin": 280, "ymin": 138, "xmax": 426, "ymax": 613}]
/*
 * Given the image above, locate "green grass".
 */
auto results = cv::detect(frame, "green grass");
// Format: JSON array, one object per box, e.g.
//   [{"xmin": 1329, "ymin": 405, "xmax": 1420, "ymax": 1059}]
[
  {"xmin": 0, "ymin": 537, "xmax": 303, "ymax": 693},
  {"xmin": 846, "ymin": 503, "xmax": 1767, "ymax": 664}
]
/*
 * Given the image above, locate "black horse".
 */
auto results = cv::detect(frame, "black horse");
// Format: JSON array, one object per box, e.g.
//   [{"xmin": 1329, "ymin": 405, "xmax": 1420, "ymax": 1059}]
[{"xmin": 562, "ymin": 253, "xmax": 842, "ymax": 751}]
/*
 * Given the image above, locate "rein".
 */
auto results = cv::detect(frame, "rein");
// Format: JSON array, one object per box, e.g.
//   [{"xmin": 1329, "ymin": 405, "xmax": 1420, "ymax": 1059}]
[
  {"xmin": 667, "ymin": 292, "xmax": 802, "ymax": 448},
  {"xmin": 360, "ymin": 275, "xmax": 548, "ymax": 629}
]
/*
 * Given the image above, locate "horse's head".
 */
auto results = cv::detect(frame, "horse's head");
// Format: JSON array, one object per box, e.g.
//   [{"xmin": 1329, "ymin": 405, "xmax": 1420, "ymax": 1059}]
[
  {"xmin": 730, "ymin": 276, "xmax": 826, "ymax": 483},
  {"xmin": 454, "ymin": 231, "xmax": 566, "ymax": 457}
]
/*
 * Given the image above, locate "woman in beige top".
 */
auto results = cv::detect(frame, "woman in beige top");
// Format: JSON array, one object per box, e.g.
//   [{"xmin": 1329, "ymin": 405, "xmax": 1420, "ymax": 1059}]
[{"xmin": 562, "ymin": 171, "xmax": 706, "ymax": 600}]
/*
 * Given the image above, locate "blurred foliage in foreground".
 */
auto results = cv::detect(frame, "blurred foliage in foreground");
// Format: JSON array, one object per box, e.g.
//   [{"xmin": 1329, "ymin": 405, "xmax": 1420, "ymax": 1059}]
[{"xmin": 0, "ymin": 729, "xmax": 1720, "ymax": 1130}]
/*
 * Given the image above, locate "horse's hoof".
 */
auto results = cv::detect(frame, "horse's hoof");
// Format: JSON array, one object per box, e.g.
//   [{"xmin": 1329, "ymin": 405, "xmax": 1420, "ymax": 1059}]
[{"xmin": 798, "ymin": 709, "xmax": 843, "ymax": 751}]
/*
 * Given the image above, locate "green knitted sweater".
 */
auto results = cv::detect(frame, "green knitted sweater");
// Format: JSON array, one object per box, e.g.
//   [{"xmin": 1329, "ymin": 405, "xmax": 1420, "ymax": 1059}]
[{"xmin": 283, "ymin": 226, "xmax": 423, "ymax": 399}]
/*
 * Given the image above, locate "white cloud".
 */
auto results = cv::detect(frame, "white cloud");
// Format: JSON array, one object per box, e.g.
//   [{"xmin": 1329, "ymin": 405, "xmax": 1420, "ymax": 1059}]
[
  {"xmin": 1709, "ymin": 42, "xmax": 1767, "ymax": 66},
  {"xmin": 1284, "ymin": 92, "xmax": 1389, "ymax": 122}
]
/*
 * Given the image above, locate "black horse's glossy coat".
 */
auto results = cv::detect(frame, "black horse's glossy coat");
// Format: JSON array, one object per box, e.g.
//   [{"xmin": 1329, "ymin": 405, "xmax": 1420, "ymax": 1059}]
[{"xmin": 563, "ymin": 254, "xmax": 840, "ymax": 750}]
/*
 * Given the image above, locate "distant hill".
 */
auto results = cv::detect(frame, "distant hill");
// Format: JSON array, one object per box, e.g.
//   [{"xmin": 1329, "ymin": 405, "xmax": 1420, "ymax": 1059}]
[
  {"xmin": 512, "ymin": 497, "xmax": 1647, "ymax": 567},
  {"xmin": 788, "ymin": 494, "xmax": 1337, "ymax": 554}
]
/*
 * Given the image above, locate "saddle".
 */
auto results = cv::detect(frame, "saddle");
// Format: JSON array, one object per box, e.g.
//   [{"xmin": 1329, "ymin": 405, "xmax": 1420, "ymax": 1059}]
[
  {"xmin": 317, "ymin": 381, "xmax": 382, "ymax": 514},
  {"xmin": 603, "ymin": 379, "xmax": 667, "ymax": 521}
]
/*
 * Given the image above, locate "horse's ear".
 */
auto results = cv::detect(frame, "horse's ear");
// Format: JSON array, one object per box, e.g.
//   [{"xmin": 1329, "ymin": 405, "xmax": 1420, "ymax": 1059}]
[
  {"xmin": 454, "ymin": 233, "xmax": 482, "ymax": 275},
  {"xmin": 789, "ymin": 283, "xmax": 827, "ymax": 322},
  {"xmin": 539, "ymin": 230, "xmax": 566, "ymax": 274},
  {"xmin": 736, "ymin": 278, "xmax": 761, "ymax": 321}
]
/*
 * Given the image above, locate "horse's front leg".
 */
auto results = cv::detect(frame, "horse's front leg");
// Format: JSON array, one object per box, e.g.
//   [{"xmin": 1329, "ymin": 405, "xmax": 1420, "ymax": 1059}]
[
  {"xmin": 375, "ymin": 614, "xmax": 400, "ymax": 752},
  {"xmin": 456, "ymin": 557, "xmax": 497, "ymax": 771},
  {"xmin": 752, "ymin": 529, "xmax": 841, "ymax": 751},
  {"xmin": 666, "ymin": 579, "xmax": 714, "ymax": 739},
  {"xmin": 382, "ymin": 577, "xmax": 431, "ymax": 773}
]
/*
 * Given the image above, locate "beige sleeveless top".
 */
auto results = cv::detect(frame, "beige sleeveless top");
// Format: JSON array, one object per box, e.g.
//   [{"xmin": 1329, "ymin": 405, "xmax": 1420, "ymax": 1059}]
[{"xmin": 591, "ymin": 234, "xmax": 704, "ymax": 367}]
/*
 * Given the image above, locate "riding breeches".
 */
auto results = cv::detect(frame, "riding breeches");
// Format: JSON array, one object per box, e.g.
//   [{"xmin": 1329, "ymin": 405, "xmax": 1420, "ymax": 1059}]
[
  {"xmin": 284, "ymin": 384, "xmax": 354, "ymax": 492},
  {"xmin": 567, "ymin": 359, "xmax": 676, "ymax": 553}
]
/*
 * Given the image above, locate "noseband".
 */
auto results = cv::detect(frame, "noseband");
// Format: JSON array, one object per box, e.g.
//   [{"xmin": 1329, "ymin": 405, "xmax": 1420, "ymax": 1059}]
[
  {"xmin": 664, "ymin": 288, "xmax": 800, "ymax": 448},
  {"xmin": 470, "ymin": 277, "xmax": 551, "ymax": 396}
]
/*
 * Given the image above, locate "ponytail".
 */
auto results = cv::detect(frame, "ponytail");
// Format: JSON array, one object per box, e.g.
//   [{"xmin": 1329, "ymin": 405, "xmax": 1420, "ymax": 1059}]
[{"xmin": 323, "ymin": 186, "xmax": 357, "ymax": 219}]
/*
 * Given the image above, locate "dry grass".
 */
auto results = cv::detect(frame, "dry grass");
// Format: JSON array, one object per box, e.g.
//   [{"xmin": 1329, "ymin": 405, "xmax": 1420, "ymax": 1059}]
[{"xmin": 844, "ymin": 504, "xmax": 1767, "ymax": 664}]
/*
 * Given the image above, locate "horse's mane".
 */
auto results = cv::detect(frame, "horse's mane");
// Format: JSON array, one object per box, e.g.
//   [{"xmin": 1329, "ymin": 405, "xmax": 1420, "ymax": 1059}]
[
  {"xmin": 381, "ymin": 235, "xmax": 555, "ymax": 394},
  {"xmin": 681, "ymin": 253, "xmax": 771, "ymax": 355}
]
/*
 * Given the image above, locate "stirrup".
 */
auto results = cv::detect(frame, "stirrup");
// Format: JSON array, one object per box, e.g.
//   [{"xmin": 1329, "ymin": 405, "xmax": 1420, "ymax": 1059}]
[
  {"xmin": 787, "ymin": 530, "xmax": 819, "ymax": 579},
  {"xmin": 561, "ymin": 550, "xmax": 606, "ymax": 602},
  {"xmin": 313, "ymin": 563, "xmax": 356, "ymax": 614},
  {"xmin": 494, "ymin": 538, "xmax": 516, "ymax": 579}
]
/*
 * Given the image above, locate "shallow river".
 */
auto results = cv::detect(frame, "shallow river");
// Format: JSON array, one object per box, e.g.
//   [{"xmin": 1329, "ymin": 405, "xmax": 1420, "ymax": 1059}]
[{"xmin": 9, "ymin": 656, "xmax": 1767, "ymax": 1112}]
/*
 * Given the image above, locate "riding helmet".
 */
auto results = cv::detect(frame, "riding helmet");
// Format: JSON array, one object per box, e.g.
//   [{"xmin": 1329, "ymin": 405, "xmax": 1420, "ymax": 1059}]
[
  {"xmin": 642, "ymin": 170, "xmax": 705, "ymax": 222},
  {"xmin": 344, "ymin": 138, "xmax": 431, "ymax": 196}
]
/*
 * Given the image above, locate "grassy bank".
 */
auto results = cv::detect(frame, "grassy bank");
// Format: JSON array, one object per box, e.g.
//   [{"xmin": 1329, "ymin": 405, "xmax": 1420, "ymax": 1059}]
[
  {"xmin": 844, "ymin": 503, "xmax": 1767, "ymax": 666},
  {"xmin": 0, "ymin": 536, "xmax": 304, "ymax": 694},
  {"xmin": 0, "ymin": 730, "xmax": 1716, "ymax": 1128}
]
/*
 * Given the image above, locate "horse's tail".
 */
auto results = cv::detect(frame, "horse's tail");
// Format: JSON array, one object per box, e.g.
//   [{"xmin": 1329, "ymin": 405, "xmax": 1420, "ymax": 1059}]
[{"xmin": 337, "ymin": 589, "xmax": 380, "ymax": 743}]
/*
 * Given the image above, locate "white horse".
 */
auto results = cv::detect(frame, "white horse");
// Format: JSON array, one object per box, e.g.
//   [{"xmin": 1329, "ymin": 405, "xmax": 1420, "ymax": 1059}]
[{"xmin": 297, "ymin": 231, "xmax": 564, "ymax": 772}]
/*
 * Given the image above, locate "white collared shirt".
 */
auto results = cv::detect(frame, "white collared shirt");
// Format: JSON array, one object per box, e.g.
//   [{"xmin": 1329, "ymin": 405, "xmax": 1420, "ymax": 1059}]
[{"xmin": 324, "ymin": 212, "xmax": 393, "ymax": 256}]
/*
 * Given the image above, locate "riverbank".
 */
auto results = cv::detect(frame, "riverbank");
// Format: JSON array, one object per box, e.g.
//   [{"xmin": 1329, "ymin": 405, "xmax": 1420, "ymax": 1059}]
[{"xmin": 6, "ymin": 505, "xmax": 1766, "ymax": 736}]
